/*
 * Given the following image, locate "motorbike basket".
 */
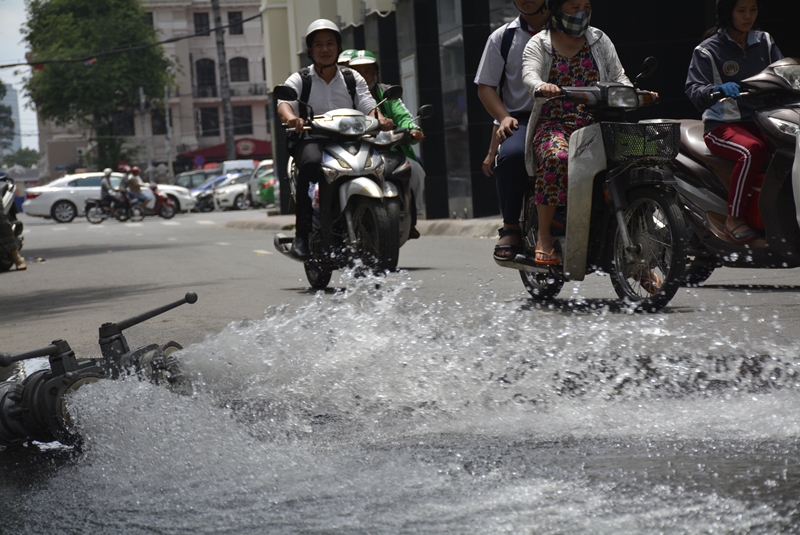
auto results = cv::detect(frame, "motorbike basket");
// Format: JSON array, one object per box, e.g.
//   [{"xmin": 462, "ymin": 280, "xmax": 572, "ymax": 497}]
[{"xmin": 600, "ymin": 122, "xmax": 680, "ymax": 167}]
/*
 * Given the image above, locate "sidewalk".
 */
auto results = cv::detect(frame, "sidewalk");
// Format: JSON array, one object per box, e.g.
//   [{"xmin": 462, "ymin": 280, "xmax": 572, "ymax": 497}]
[{"xmin": 225, "ymin": 214, "xmax": 503, "ymax": 238}]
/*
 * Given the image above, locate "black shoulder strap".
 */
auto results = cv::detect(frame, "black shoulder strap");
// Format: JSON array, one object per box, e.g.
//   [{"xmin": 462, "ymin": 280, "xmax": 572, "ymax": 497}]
[
  {"xmin": 340, "ymin": 67, "xmax": 357, "ymax": 107},
  {"xmin": 497, "ymin": 20, "xmax": 517, "ymax": 102},
  {"xmin": 299, "ymin": 67, "xmax": 312, "ymax": 119}
]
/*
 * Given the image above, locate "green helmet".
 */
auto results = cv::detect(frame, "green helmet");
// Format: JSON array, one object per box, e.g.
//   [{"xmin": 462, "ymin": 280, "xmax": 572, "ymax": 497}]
[
  {"xmin": 338, "ymin": 49, "xmax": 358, "ymax": 65},
  {"xmin": 348, "ymin": 50, "xmax": 378, "ymax": 67}
]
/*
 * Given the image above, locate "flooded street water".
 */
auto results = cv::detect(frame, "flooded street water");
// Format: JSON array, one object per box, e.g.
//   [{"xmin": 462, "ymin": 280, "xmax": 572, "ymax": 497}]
[{"xmin": 2, "ymin": 271, "xmax": 800, "ymax": 534}]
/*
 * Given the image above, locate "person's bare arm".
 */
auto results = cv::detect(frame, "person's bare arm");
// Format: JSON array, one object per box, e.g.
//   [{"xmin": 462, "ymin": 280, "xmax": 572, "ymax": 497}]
[
  {"xmin": 482, "ymin": 125, "xmax": 500, "ymax": 177},
  {"xmin": 478, "ymin": 84, "xmax": 517, "ymax": 142}
]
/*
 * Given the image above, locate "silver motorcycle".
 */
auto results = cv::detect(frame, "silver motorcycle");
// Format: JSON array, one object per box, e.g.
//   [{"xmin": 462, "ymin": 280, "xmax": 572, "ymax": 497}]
[{"xmin": 272, "ymin": 84, "xmax": 403, "ymax": 289}]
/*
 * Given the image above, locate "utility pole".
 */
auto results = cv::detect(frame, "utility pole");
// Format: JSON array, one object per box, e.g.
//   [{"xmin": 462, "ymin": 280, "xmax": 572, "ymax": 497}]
[
  {"xmin": 139, "ymin": 87, "xmax": 155, "ymax": 181},
  {"xmin": 164, "ymin": 69, "xmax": 175, "ymax": 183},
  {"xmin": 211, "ymin": 0, "xmax": 236, "ymax": 161}
]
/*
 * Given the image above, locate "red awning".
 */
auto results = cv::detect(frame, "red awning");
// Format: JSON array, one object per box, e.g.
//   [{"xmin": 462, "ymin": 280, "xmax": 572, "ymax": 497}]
[{"xmin": 178, "ymin": 138, "xmax": 271, "ymax": 163}]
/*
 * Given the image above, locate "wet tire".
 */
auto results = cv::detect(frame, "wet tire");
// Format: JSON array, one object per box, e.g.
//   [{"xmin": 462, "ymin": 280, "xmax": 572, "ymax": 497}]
[
  {"xmin": 233, "ymin": 194, "xmax": 249, "ymax": 211},
  {"xmin": 606, "ymin": 187, "xmax": 686, "ymax": 312},
  {"xmin": 351, "ymin": 197, "xmax": 397, "ymax": 273},
  {"xmin": 385, "ymin": 198, "xmax": 403, "ymax": 270},
  {"xmin": 159, "ymin": 203, "xmax": 176, "ymax": 219},
  {"xmin": 51, "ymin": 200, "xmax": 76, "ymax": 223},
  {"xmin": 305, "ymin": 263, "xmax": 332, "ymax": 290},
  {"xmin": 86, "ymin": 206, "xmax": 105, "ymax": 224},
  {"xmin": 682, "ymin": 230, "xmax": 716, "ymax": 286},
  {"xmin": 519, "ymin": 270, "xmax": 565, "ymax": 301}
]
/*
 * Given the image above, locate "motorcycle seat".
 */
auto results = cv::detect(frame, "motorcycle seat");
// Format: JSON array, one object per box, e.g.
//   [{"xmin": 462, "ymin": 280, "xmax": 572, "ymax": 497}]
[{"xmin": 679, "ymin": 120, "xmax": 735, "ymax": 189}]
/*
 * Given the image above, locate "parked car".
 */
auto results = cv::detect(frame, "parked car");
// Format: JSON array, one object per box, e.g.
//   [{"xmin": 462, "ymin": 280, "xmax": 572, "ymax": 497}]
[
  {"xmin": 214, "ymin": 172, "xmax": 252, "ymax": 210},
  {"xmin": 172, "ymin": 169, "xmax": 219, "ymax": 190},
  {"xmin": 247, "ymin": 160, "xmax": 279, "ymax": 207},
  {"xmin": 190, "ymin": 174, "xmax": 236, "ymax": 212},
  {"xmin": 22, "ymin": 172, "xmax": 195, "ymax": 223}
]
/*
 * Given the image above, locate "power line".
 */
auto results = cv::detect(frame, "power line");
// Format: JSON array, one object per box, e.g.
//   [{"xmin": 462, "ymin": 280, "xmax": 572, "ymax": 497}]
[{"xmin": 0, "ymin": 12, "xmax": 263, "ymax": 70}]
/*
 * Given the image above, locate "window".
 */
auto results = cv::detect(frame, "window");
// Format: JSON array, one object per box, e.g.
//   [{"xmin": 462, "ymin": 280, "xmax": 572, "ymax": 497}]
[
  {"xmin": 196, "ymin": 59, "xmax": 216, "ymax": 96},
  {"xmin": 76, "ymin": 177, "xmax": 102, "ymax": 187},
  {"xmin": 194, "ymin": 13, "xmax": 210, "ymax": 36},
  {"xmin": 144, "ymin": 12, "xmax": 154, "ymax": 26},
  {"xmin": 233, "ymin": 106, "xmax": 252, "ymax": 135},
  {"xmin": 229, "ymin": 57, "xmax": 249, "ymax": 82},
  {"xmin": 152, "ymin": 108, "xmax": 171, "ymax": 136},
  {"xmin": 200, "ymin": 107, "xmax": 220, "ymax": 137},
  {"xmin": 228, "ymin": 11, "xmax": 243, "ymax": 35}
]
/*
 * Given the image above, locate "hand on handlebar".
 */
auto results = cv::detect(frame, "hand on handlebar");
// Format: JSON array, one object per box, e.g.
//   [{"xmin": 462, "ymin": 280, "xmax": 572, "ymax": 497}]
[
  {"xmin": 538, "ymin": 83, "xmax": 562, "ymax": 99},
  {"xmin": 379, "ymin": 117, "xmax": 396, "ymax": 131},
  {"xmin": 410, "ymin": 129, "xmax": 425, "ymax": 142},
  {"xmin": 287, "ymin": 117, "xmax": 306, "ymax": 133},
  {"xmin": 713, "ymin": 82, "xmax": 740, "ymax": 99}
]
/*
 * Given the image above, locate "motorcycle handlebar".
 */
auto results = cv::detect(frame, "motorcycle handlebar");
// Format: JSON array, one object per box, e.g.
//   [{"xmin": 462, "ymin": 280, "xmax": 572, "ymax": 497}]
[
  {"xmin": 114, "ymin": 292, "xmax": 198, "ymax": 332},
  {"xmin": 0, "ymin": 344, "xmax": 61, "ymax": 367}
]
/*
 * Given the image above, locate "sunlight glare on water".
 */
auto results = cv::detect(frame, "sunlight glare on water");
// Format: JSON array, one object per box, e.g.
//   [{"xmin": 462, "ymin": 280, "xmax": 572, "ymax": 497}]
[{"xmin": 3, "ymin": 270, "xmax": 799, "ymax": 534}]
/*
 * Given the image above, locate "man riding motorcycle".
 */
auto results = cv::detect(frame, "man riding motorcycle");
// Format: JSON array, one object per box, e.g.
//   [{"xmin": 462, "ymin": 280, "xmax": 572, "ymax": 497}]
[
  {"xmin": 277, "ymin": 19, "xmax": 394, "ymax": 260},
  {"xmin": 100, "ymin": 167, "xmax": 128, "ymax": 212},
  {"xmin": 349, "ymin": 49, "xmax": 426, "ymax": 239}
]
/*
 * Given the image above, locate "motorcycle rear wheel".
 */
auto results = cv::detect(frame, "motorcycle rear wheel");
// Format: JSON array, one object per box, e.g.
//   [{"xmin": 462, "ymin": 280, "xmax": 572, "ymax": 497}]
[
  {"xmin": 606, "ymin": 187, "xmax": 686, "ymax": 312},
  {"xmin": 351, "ymin": 197, "xmax": 397, "ymax": 273},
  {"xmin": 519, "ymin": 270, "xmax": 565, "ymax": 301},
  {"xmin": 385, "ymin": 198, "xmax": 403, "ymax": 270},
  {"xmin": 86, "ymin": 206, "xmax": 105, "ymax": 224}
]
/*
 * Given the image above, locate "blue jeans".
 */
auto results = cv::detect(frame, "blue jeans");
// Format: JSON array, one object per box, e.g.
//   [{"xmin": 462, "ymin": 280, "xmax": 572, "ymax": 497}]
[{"xmin": 494, "ymin": 116, "xmax": 529, "ymax": 225}]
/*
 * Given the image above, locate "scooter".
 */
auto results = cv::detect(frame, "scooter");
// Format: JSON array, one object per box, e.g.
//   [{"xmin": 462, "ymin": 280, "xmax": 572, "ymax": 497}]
[
  {"xmin": 663, "ymin": 58, "xmax": 800, "ymax": 285},
  {"xmin": 272, "ymin": 84, "xmax": 404, "ymax": 289},
  {"xmin": 0, "ymin": 174, "xmax": 23, "ymax": 272},
  {"xmin": 85, "ymin": 196, "xmax": 144, "ymax": 224},
  {"xmin": 130, "ymin": 184, "xmax": 177, "ymax": 219},
  {"xmin": 495, "ymin": 58, "xmax": 688, "ymax": 312},
  {"xmin": 0, "ymin": 292, "xmax": 197, "ymax": 447},
  {"xmin": 371, "ymin": 104, "xmax": 434, "ymax": 247}
]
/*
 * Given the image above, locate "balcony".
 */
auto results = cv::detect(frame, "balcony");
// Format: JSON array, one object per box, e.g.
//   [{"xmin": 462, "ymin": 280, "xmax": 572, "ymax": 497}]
[
  {"xmin": 193, "ymin": 85, "xmax": 218, "ymax": 99},
  {"xmin": 229, "ymin": 82, "xmax": 267, "ymax": 97}
]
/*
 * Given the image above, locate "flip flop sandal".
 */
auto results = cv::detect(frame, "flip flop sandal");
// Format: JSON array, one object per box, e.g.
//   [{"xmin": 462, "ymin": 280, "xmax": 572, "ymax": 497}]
[
  {"xmin": 493, "ymin": 227, "xmax": 523, "ymax": 260},
  {"xmin": 725, "ymin": 223, "xmax": 758, "ymax": 243},
  {"xmin": 534, "ymin": 248, "xmax": 559, "ymax": 265},
  {"xmin": 633, "ymin": 270, "xmax": 662, "ymax": 295}
]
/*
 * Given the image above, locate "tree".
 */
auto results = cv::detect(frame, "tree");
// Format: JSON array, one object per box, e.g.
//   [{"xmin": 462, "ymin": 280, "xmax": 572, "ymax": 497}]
[
  {"xmin": 23, "ymin": 0, "xmax": 171, "ymax": 169},
  {"xmin": 0, "ymin": 84, "xmax": 14, "ymax": 152},
  {"xmin": 2, "ymin": 148, "xmax": 40, "ymax": 168}
]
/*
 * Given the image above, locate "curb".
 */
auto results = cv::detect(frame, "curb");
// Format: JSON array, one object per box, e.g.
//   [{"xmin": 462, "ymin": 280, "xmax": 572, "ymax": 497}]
[{"xmin": 225, "ymin": 216, "xmax": 503, "ymax": 238}]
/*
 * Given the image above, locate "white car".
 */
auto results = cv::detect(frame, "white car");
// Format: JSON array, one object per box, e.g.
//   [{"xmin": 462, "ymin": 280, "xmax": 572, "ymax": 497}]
[
  {"xmin": 213, "ymin": 172, "xmax": 252, "ymax": 210},
  {"xmin": 22, "ymin": 172, "xmax": 196, "ymax": 223}
]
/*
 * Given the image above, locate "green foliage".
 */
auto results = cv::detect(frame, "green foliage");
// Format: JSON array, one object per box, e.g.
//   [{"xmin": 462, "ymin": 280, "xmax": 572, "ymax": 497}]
[
  {"xmin": 0, "ymin": 84, "xmax": 14, "ymax": 151},
  {"xmin": 2, "ymin": 148, "xmax": 40, "ymax": 168},
  {"xmin": 23, "ymin": 0, "xmax": 171, "ymax": 168}
]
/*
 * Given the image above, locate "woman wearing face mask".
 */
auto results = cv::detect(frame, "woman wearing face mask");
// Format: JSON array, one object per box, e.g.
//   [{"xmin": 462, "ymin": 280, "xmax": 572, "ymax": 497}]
[
  {"xmin": 521, "ymin": 0, "xmax": 631, "ymax": 265},
  {"xmin": 685, "ymin": 0, "xmax": 783, "ymax": 243}
]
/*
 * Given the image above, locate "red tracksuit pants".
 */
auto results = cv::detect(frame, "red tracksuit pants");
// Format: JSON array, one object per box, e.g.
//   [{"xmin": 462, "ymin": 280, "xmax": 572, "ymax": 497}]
[{"xmin": 704, "ymin": 123, "xmax": 767, "ymax": 218}]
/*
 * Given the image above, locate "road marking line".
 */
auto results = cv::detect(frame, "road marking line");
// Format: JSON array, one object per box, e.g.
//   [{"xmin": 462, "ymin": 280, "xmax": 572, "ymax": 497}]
[
  {"xmin": 253, "ymin": 249, "xmax": 272, "ymax": 255},
  {"xmin": 125, "ymin": 223, "xmax": 144, "ymax": 227},
  {"xmin": 216, "ymin": 242, "xmax": 230, "ymax": 246},
  {"xmin": 196, "ymin": 220, "xmax": 216, "ymax": 225},
  {"xmin": 168, "ymin": 237, "xmax": 177, "ymax": 241},
  {"xmin": 161, "ymin": 221, "xmax": 180, "ymax": 226}
]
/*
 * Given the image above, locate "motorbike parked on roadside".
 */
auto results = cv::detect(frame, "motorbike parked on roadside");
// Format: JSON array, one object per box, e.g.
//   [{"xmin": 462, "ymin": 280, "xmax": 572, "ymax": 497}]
[
  {"xmin": 272, "ymin": 84, "xmax": 404, "ymax": 289},
  {"xmin": 371, "ymin": 104, "xmax": 434, "ymax": 248},
  {"xmin": 661, "ymin": 58, "xmax": 800, "ymax": 285},
  {"xmin": 85, "ymin": 196, "xmax": 144, "ymax": 224},
  {"xmin": 0, "ymin": 174, "xmax": 23, "ymax": 272},
  {"xmin": 495, "ymin": 58, "xmax": 688, "ymax": 312}
]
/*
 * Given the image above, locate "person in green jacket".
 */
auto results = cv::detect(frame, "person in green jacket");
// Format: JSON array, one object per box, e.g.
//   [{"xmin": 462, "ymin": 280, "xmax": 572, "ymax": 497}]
[{"xmin": 350, "ymin": 50, "xmax": 425, "ymax": 237}]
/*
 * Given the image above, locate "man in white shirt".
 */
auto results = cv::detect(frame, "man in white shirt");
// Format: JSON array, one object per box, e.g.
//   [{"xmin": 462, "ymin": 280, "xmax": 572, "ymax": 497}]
[
  {"xmin": 475, "ymin": 0, "xmax": 548, "ymax": 260},
  {"xmin": 278, "ymin": 19, "xmax": 393, "ymax": 260}
]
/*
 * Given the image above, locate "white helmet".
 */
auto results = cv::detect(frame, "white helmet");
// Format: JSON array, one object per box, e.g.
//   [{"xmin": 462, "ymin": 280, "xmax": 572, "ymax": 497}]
[
  {"xmin": 305, "ymin": 19, "xmax": 342, "ymax": 55},
  {"xmin": 103, "ymin": 168, "xmax": 113, "ymax": 176}
]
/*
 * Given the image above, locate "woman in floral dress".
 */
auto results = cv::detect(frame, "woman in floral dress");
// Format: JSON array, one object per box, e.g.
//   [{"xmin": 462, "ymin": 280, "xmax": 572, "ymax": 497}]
[{"xmin": 521, "ymin": 0, "xmax": 631, "ymax": 265}]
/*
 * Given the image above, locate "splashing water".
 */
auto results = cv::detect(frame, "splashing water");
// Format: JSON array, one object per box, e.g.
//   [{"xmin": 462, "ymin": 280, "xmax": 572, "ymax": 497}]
[{"xmin": 2, "ymin": 270, "xmax": 799, "ymax": 534}]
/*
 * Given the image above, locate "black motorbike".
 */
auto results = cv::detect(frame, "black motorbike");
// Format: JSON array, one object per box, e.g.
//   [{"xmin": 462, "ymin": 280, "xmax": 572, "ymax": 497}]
[
  {"xmin": 85, "ymin": 196, "xmax": 144, "ymax": 223},
  {"xmin": 0, "ymin": 292, "xmax": 197, "ymax": 447},
  {"xmin": 663, "ymin": 58, "xmax": 800, "ymax": 285},
  {"xmin": 0, "ymin": 175, "xmax": 23, "ymax": 272}
]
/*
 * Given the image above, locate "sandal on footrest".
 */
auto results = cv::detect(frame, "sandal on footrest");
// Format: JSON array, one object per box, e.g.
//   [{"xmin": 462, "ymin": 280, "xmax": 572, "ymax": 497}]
[
  {"xmin": 493, "ymin": 227, "xmax": 523, "ymax": 260},
  {"xmin": 725, "ymin": 223, "xmax": 758, "ymax": 244},
  {"xmin": 534, "ymin": 248, "xmax": 559, "ymax": 265}
]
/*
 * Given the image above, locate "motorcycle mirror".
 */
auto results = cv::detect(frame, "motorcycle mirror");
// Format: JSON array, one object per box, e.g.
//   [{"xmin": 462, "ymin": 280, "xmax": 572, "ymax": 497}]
[
  {"xmin": 382, "ymin": 85, "xmax": 403, "ymax": 101},
  {"xmin": 634, "ymin": 57, "xmax": 658, "ymax": 88},
  {"xmin": 417, "ymin": 104, "xmax": 434, "ymax": 120},
  {"xmin": 273, "ymin": 85, "xmax": 298, "ymax": 101}
]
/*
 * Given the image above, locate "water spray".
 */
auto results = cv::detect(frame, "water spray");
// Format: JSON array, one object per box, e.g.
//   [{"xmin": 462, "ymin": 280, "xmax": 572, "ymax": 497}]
[{"xmin": 0, "ymin": 292, "xmax": 198, "ymax": 447}]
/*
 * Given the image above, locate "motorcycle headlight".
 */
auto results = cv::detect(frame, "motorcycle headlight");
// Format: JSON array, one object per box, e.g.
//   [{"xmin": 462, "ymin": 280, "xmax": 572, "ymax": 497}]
[
  {"xmin": 774, "ymin": 65, "xmax": 800, "ymax": 91},
  {"xmin": 767, "ymin": 117, "xmax": 799, "ymax": 137},
  {"xmin": 338, "ymin": 116, "xmax": 367, "ymax": 135},
  {"xmin": 607, "ymin": 86, "xmax": 639, "ymax": 108}
]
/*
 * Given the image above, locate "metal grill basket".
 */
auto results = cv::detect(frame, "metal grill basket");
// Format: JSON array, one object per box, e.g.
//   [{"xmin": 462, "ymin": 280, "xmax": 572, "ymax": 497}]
[{"xmin": 600, "ymin": 122, "xmax": 680, "ymax": 166}]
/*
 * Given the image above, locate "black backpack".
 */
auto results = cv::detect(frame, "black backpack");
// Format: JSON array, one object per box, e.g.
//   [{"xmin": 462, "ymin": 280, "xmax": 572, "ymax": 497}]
[
  {"xmin": 496, "ymin": 22, "xmax": 517, "ymax": 102},
  {"xmin": 297, "ymin": 66, "xmax": 358, "ymax": 119}
]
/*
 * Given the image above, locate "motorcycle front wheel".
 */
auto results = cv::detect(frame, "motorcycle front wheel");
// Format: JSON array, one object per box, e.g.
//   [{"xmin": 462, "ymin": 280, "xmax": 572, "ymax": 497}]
[
  {"xmin": 305, "ymin": 262, "xmax": 332, "ymax": 290},
  {"xmin": 129, "ymin": 205, "xmax": 145, "ymax": 222},
  {"xmin": 351, "ymin": 197, "xmax": 398, "ymax": 273},
  {"xmin": 159, "ymin": 203, "xmax": 176, "ymax": 219},
  {"xmin": 86, "ymin": 206, "xmax": 105, "ymax": 224},
  {"xmin": 606, "ymin": 187, "xmax": 687, "ymax": 312}
]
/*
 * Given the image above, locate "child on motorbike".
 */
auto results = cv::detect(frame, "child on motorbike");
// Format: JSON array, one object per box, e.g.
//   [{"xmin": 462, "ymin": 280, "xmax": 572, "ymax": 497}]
[
  {"xmin": 685, "ymin": 0, "xmax": 783, "ymax": 243},
  {"xmin": 521, "ymin": 0, "xmax": 631, "ymax": 265},
  {"xmin": 349, "ymin": 49, "xmax": 425, "ymax": 238}
]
